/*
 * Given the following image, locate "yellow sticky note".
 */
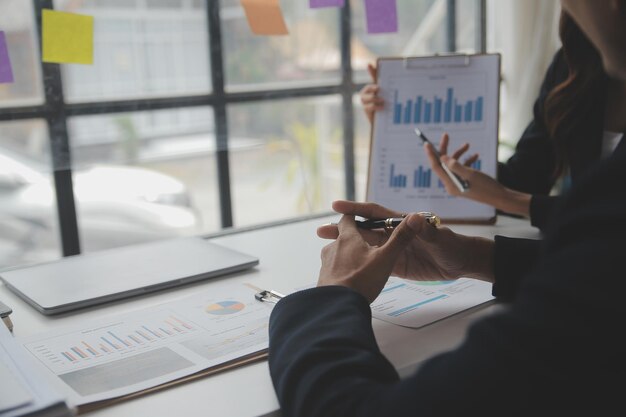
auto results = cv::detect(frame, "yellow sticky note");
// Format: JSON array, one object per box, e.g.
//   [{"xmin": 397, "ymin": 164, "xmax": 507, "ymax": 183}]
[
  {"xmin": 42, "ymin": 9, "xmax": 94, "ymax": 65},
  {"xmin": 240, "ymin": 0, "xmax": 289, "ymax": 35}
]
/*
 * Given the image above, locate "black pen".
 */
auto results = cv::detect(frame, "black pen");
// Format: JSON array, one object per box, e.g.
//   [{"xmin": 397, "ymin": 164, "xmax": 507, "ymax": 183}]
[
  {"xmin": 356, "ymin": 212, "xmax": 440, "ymax": 231},
  {"xmin": 357, "ymin": 217, "xmax": 405, "ymax": 230},
  {"xmin": 414, "ymin": 127, "xmax": 470, "ymax": 192}
]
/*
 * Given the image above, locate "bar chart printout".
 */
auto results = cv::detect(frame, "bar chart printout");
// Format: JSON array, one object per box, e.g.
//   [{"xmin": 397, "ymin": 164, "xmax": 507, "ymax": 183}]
[
  {"xmin": 19, "ymin": 283, "xmax": 274, "ymax": 406},
  {"xmin": 367, "ymin": 54, "xmax": 499, "ymax": 221},
  {"xmin": 371, "ymin": 277, "xmax": 494, "ymax": 328}
]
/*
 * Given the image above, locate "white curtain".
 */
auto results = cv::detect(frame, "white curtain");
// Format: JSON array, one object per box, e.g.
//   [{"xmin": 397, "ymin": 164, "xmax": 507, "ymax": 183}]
[{"xmin": 487, "ymin": 0, "xmax": 562, "ymax": 159}]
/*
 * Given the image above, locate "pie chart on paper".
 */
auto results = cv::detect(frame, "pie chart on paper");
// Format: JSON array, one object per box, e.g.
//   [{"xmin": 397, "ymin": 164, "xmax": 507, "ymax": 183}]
[{"xmin": 205, "ymin": 300, "xmax": 246, "ymax": 315}]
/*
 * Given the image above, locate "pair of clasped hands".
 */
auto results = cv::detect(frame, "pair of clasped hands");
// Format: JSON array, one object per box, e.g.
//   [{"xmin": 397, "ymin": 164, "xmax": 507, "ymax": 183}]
[{"xmin": 316, "ymin": 200, "xmax": 495, "ymax": 304}]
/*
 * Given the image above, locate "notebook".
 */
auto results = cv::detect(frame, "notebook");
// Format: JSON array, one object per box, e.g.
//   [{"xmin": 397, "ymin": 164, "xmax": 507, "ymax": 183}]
[{"xmin": 0, "ymin": 237, "xmax": 259, "ymax": 315}]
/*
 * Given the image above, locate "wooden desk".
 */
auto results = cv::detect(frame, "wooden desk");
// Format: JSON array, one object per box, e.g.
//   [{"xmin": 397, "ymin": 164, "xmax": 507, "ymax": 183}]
[{"xmin": 0, "ymin": 214, "xmax": 540, "ymax": 417}]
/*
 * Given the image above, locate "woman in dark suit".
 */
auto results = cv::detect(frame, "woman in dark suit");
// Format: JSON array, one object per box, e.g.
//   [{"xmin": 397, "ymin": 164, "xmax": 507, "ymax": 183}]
[{"xmin": 362, "ymin": 11, "xmax": 624, "ymax": 231}]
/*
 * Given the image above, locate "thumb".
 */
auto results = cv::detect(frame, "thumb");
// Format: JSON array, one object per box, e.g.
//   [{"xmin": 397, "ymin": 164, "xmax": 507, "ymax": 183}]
[
  {"xmin": 367, "ymin": 63, "xmax": 377, "ymax": 82},
  {"xmin": 380, "ymin": 213, "xmax": 424, "ymax": 258}
]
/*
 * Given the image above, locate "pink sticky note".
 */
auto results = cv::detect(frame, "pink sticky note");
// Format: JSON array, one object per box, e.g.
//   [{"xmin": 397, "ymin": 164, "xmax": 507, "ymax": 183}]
[
  {"xmin": 0, "ymin": 31, "xmax": 15, "ymax": 84},
  {"xmin": 364, "ymin": 0, "xmax": 398, "ymax": 34},
  {"xmin": 310, "ymin": 0, "xmax": 345, "ymax": 8}
]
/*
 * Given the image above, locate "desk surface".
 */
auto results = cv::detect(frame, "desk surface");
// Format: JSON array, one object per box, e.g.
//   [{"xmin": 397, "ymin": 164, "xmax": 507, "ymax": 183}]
[{"xmin": 0, "ymin": 214, "xmax": 540, "ymax": 417}]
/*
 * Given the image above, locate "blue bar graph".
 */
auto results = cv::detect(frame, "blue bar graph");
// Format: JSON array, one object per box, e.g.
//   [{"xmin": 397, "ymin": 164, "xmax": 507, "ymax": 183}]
[
  {"xmin": 393, "ymin": 87, "xmax": 484, "ymax": 125},
  {"xmin": 389, "ymin": 164, "xmax": 407, "ymax": 188},
  {"xmin": 413, "ymin": 166, "xmax": 432, "ymax": 188},
  {"xmin": 390, "ymin": 161, "xmax": 482, "ymax": 191}
]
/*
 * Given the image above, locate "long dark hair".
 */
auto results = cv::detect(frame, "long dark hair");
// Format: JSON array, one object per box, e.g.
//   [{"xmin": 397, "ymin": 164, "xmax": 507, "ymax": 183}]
[{"xmin": 544, "ymin": 11, "xmax": 607, "ymax": 179}]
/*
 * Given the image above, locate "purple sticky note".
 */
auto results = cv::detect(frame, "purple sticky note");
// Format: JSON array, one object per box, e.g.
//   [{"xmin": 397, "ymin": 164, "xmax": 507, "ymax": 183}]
[
  {"xmin": 0, "ymin": 31, "xmax": 15, "ymax": 84},
  {"xmin": 364, "ymin": 0, "xmax": 398, "ymax": 34},
  {"xmin": 310, "ymin": 0, "xmax": 345, "ymax": 8}
]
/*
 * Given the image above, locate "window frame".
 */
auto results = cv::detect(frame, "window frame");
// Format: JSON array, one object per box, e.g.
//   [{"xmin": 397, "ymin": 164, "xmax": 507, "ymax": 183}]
[{"xmin": 0, "ymin": 0, "xmax": 486, "ymax": 257}]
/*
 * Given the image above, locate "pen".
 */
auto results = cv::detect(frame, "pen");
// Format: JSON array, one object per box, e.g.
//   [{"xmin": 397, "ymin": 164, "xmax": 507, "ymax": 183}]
[
  {"xmin": 414, "ymin": 127, "xmax": 470, "ymax": 193},
  {"xmin": 356, "ymin": 212, "xmax": 440, "ymax": 231}
]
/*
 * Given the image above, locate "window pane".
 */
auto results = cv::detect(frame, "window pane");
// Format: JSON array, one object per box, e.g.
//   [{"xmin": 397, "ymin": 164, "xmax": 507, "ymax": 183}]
[
  {"xmin": 353, "ymin": 94, "xmax": 371, "ymax": 202},
  {"xmin": 456, "ymin": 0, "xmax": 478, "ymax": 53},
  {"xmin": 67, "ymin": 107, "xmax": 219, "ymax": 253},
  {"xmin": 228, "ymin": 97, "xmax": 345, "ymax": 226},
  {"xmin": 0, "ymin": 0, "xmax": 44, "ymax": 107},
  {"xmin": 351, "ymin": 0, "xmax": 447, "ymax": 82},
  {"xmin": 221, "ymin": 0, "xmax": 341, "ymax": 90},
  {"xmin": 0, "ymin": 120, "xmax": 61, "ymax": 268},
  {"xmin": 53, "ymin": 0, "xmax": 211, "ymax": 102}
]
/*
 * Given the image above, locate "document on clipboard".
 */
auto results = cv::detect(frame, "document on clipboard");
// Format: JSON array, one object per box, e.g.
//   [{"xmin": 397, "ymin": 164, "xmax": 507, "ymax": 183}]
[{"xmin": 366, "ymin": 54, "xmax": 501, "ymax": 223}]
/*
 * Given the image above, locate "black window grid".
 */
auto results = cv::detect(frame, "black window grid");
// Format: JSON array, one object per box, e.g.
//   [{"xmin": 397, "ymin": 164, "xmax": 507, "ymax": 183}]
[{"xmin": 0, "ymin": 0, "xmax": 486, "ymax": 257}]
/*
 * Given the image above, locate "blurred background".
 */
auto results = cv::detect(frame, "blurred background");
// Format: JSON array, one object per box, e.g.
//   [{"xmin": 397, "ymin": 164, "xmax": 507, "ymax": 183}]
[{"xmin": 0, "ymin": 0, "xmax": 560, "ymax": 269}]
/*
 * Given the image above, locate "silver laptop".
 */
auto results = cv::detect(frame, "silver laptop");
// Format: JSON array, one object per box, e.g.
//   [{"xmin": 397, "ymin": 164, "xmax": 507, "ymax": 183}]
[{"xmin": 0, "ymin": 237, "xmax": 259, "ymax": 315}]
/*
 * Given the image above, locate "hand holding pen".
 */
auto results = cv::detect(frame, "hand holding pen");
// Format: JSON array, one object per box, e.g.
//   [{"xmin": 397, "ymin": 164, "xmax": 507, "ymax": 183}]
[
  {"xmin": 316, "ymin": 200, "xmax": 493, "ymax": 302},
  {"xmin": 415, "ymin": 128, "xmax": 470, "ymax": 193}
]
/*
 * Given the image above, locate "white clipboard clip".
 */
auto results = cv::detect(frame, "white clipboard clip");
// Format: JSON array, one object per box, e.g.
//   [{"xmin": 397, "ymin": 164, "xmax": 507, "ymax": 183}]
[
  {"xmin": 403, "ymin": 54, "xmax": 471, "ymax": 69},
  {"xmin": 255, "ymin": 289, "xmax": 285, "ymax": 304}
]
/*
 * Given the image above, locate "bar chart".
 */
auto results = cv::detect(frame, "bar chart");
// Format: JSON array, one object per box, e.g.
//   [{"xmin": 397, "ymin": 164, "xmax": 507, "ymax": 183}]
[
  {"xmin": 388, "ymin": 160, "xmax": 481, "ymax": 189},
  {"xmin": 392, "ymin": 87, "xmax": 484, "ymax": 126},
  {"xmin": 25, "ymin": 310, "xmax": 197, "ymax": 373}
]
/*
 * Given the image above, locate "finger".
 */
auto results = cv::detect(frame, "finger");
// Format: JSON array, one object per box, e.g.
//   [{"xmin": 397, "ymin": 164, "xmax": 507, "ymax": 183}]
[
  {"xmin": 380, "ymin": 213, "xmax": 434, "ymax": 257},
  {"xmin": 464, "ymin": 153, "xmax": 479, "ymax": 167},
  {"xmin": 331, "ymin": 200, "xmax": 403, "ymax": 220},
  {"xmin": 424, "ymin": 143, "xmax": 458, "ymax": 193},
  {"xmin": 451, "ymin": 143, "xmax": 470, "ymax": 160},
  {"xmin": 424, "ymin": 142, "xmax": 448, "ymax": 177},
  {"xmin": 361, "ymin": 93, "xmax": 383, "ymax": 106},
  {"xmin": 441, "ymin": 155, "xmax": 473, "ymax": 180},
  {"xmin": 336, "ymin": 214, "xmax": 360, "ymax": 239},
  {"xmin": 438, "ymin": 133, "xmax": 449, "ymax": 155},
  {"xmin": 317, "ymin": 223, "xmax": 339, "ymax": 239},
  {"xmin": 360, "ymin": 84, "xmax": 379, "ymax": 95},
  {"xmin": 367, "ymin": 63, "xmax": 377, "ymax": 82},
  {"xmin": 364, "ymin": 104, "xmax": 384, "ymax": 116}
]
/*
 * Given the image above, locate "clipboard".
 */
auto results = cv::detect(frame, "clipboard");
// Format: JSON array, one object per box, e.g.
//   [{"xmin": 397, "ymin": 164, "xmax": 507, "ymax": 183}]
[{"xmin": 366, "ymin": 53, "xmax": 501, "ymax": 224}]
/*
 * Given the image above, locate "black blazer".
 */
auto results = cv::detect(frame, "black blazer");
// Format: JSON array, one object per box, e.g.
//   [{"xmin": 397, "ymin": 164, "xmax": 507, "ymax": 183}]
[
  {"xmin": 497, "ymin": 48, "xmax": 607, "ymax": 230},
  {"xmin": 268, "ymin": 142, "xmax": 626, "ymax": 416}
]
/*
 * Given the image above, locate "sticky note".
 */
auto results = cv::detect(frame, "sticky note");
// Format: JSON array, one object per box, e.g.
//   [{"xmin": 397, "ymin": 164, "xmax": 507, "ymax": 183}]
[
  {"xmin": 310, "ymin": 0, "xmax": 345, "ymax": 8},
  {"xmin": 364, "ymin": 0, "xmax": 398, "ymax": 34},
  {"xmin": 0, "ymin": 31, "xmax": 14, "ymax": 84},
  {"xmin": 240, "ymin": 0, "xmax": 288, "ymax": 35},
  {"xmin": 42, "ymin": 9, "xmax": 94, "ymax": 64}
]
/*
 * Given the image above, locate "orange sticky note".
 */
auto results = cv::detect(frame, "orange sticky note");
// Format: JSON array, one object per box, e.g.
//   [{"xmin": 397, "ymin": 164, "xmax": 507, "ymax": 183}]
[
  {"xmin": 240, "ymin": 0, "xmax": 288, "ymax": 35},
  {"xmin": 42, "ymin": 9, "xmax": 94, "ymax": 65}
]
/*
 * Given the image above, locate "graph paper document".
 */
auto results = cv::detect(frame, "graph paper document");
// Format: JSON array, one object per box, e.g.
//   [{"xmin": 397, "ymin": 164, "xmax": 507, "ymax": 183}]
[
  {"xmin": 367, "ymin": 54, "xmax": 500, "ymax": 223},
  {"xmin": 371, "ymin": 277, "xmax": 494, "ymax": 328},
  {"xmin": 15, "ymin": 283, "xmax": 272, "ymax": 410}
]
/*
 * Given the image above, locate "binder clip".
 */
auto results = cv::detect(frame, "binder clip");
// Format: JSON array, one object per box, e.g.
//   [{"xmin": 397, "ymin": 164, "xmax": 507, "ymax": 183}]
[{"xmin": 255, "ymin": 289, "xmax": 285, "ymax": 304}]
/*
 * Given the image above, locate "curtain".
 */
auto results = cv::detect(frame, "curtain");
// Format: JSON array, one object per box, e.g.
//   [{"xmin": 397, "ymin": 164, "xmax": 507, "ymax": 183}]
[{"xmin": 487, "ymin": 0, "xmax": 561, "ymax": 159}]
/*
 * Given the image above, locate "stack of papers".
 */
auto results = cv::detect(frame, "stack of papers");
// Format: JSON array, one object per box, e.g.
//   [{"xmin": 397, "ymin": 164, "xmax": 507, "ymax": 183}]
[{"xmin": 0, "ymin": 324, "xmax": 73, "ymax": 417}]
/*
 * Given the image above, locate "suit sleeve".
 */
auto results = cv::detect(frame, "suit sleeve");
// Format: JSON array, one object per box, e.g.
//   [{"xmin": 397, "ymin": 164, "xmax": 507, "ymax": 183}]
[
  {"xmin": 528, "ymin": 194, "xmax": 559, "ymax": 231},
  {"xmin": 492, "ymin": 236, "xmax": 541, "ymax": 301}
]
